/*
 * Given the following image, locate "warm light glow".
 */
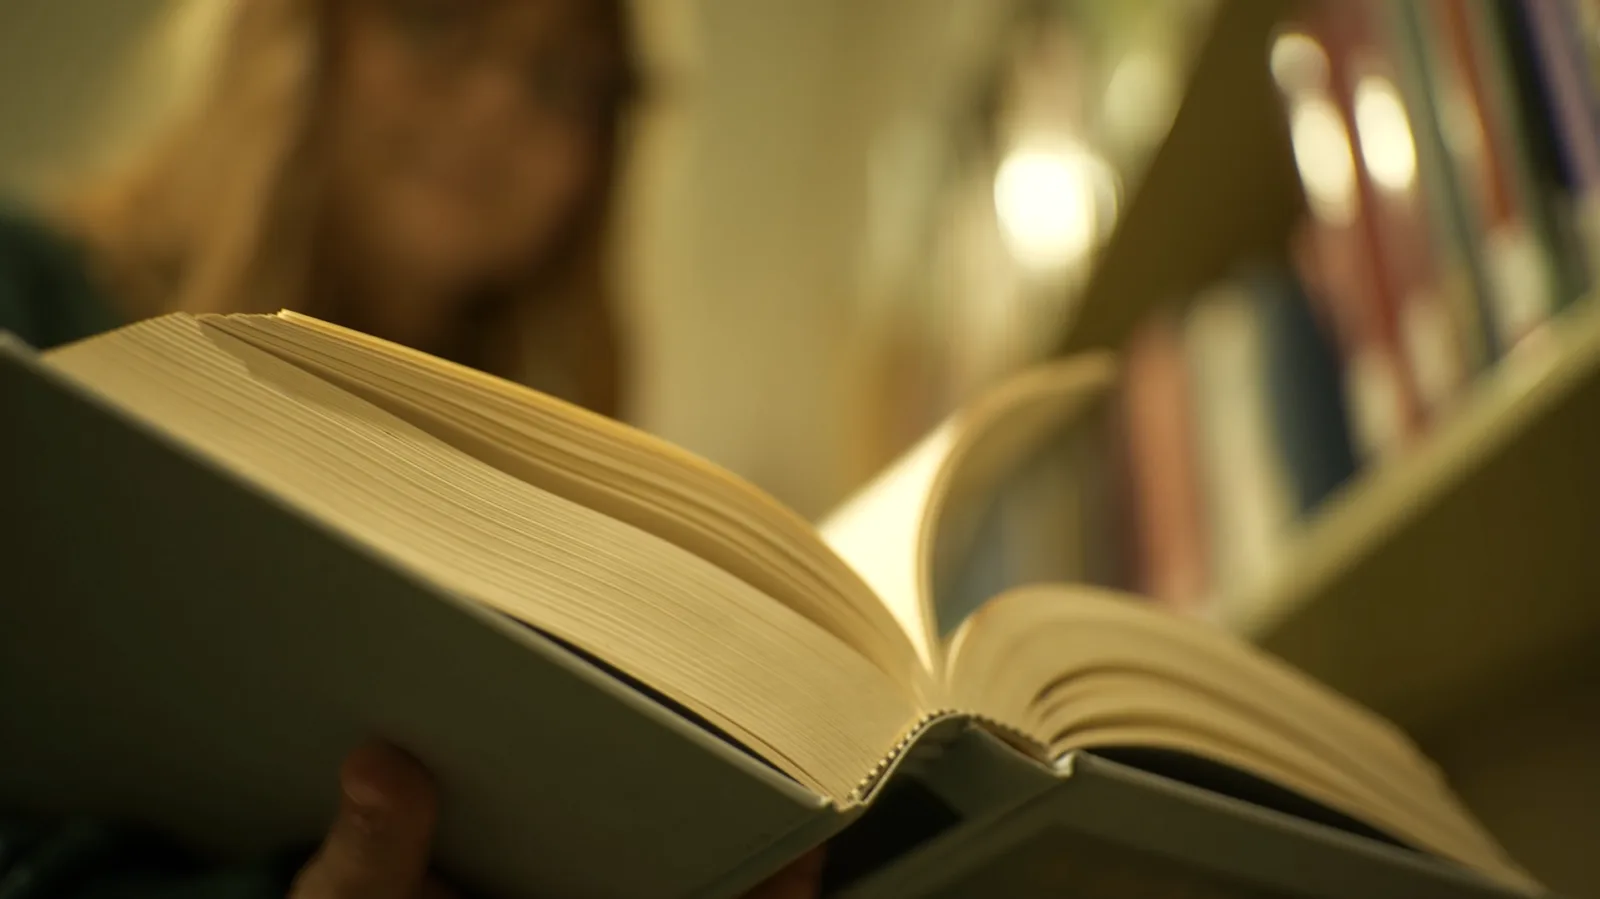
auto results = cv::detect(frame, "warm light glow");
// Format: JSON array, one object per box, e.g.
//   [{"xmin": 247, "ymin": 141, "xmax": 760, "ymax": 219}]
[
  {"xmin": 1269, "ymin": 31, "xmax": 1329, "ymax": 91},
  {"xmin": 1289, "ymin": 95, "xmax": 1359, "ymax": 225},
  {"xmin": 993, "ymin": 143, "xmax": 1118, "ymax": 272},
  {"xmin": 1354, "ymin": 74, "xmax": 1418, "ymax": 194}
]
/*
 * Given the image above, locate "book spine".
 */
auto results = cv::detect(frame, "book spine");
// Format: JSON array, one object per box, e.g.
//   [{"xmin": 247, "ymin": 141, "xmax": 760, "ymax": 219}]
[
  {"xmin": 993, "ymin": 427, "xmax": 1088, "ymax": 593},
  {"xmin": 1075, "ymin": 395, "xmax": 1132, "ymax": 594},
  {"xmin": 1523, "ymin": 0, "xmax": 1600, "ymax": 185},
  {"xmin": 1519, "ymin": 0, "xmax": 1600, "ymax": 285},
  {"xmin": 1271, "ymin": 14, "xmax": 1421, "ymax": 461},
  {"xmin": 1253, "ymin": 268, "xmax": 1361, "ymax": 519},
  {"xmin": 1379, "ymin": 0, "xmax": 1501, "ymax": 374},
  {"xmin": 1324, "ymin": 2, "xmax": 1471, "ymax": 426},
  {"xmin": 1566, "ymin": 0, "xmax": 1600, "ymax": 99},
  {"xmin": 1183, "ymin": 281, "xmax": 1295, "ymax": 607},
  {"xmin": 1121, "ymin": 310, "xmax": 1210, "ymax": 613},
  {"xmin": 849, "ymin": 712, "xmax": 1046, "ymax": 807},
  {"xmin": 1467, "ymin": 0, "xmax": 1590, "ymax": 316},
  {"xmin": 1101, "ymin": 372, "xmax": 1142, "ymax": 597},
  {"xmin": 1423, "ymin": 0, "xmax": 1562, "ymax": 354}
]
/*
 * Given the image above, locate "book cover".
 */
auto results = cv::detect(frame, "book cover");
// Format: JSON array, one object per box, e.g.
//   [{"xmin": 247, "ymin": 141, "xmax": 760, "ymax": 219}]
[
  {"xmin": 0, "ymin": 339, "xmax": 843, "ymax": 899},
  {"xmin": 836, "ymin": 733, "xmax": 1538, "ymax": 899}
]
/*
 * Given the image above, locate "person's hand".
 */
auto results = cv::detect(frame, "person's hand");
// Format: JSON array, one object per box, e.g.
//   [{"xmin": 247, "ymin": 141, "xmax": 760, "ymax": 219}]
[
  {"xmin": 290, "ymin": 744, "xmax": 823, "ymax": 898},
  {"xmin": 290, "ymin": 743, "xmax": 454, "ymax": 899},
  {"xmin": 740, "ymin": 848, "xmax": 824, "ymax": 899}
]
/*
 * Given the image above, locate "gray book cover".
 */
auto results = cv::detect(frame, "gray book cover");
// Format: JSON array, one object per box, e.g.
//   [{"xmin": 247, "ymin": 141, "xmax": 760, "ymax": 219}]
[
  {"xmin": 0, "ymin": 337, "xmax": 843, "ymax": 899},
  {"xmin": 834, "ymin": 730, "xmax": 1550, "ymax": 898}
]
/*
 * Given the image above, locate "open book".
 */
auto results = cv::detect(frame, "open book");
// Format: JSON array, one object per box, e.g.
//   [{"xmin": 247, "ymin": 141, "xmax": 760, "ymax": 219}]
[{"xmin": 0, "ymin": 313, "xmax": 1539, "ymax": 897}]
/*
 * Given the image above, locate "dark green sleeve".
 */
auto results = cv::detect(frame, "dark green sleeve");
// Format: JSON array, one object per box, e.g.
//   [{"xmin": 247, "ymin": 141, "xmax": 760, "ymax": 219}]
[
  {"xmin": 0, "ymin": 211, "xmax": 290, "ymax": 898},
  {"xmin": 0, "ymin": 213, "xmax": 45, "ymax": 344},
  {"xmin": 0, "ymin": 210, "xmax": 270, "ymax": 893},
  {"xmin": 0, "ymin": 207, "xmax": 124, "ymax": 350},
  {"xmin": 0, "ymin": 817, "xmax": 309, "ymax": 899}
]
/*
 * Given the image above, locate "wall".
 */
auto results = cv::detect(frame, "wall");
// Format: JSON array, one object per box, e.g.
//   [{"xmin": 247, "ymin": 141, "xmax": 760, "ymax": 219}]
[
  {"xmin": 0, "ymin": 0, "xmax": 214, "ymax": 195},
  {"xmin": 1425, "ymin": 662, "xmax": 1600, "ymax": 897},
  {"xmin": 624, "ymin": 0, "xmax": 1013, "ymax": 515}
]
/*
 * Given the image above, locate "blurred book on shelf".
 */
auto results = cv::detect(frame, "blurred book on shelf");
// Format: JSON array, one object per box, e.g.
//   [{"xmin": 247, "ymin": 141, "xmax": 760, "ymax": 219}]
[
  {"xmin": 1184, "ymin": 269, "xmax": 1359, "ymax": 618},
  {"xmin": 1121, "ymin": 308, "xmax": 1210, "ymax": 613},
  {"xmin": 1294, "ymin": 0, "xmax": 1600, "ymax": 368},
  {"xmin": 932, "ymin": 380, "xmax": 1131, "ymax": 634},
  {"xmin": 923, "ymin": 259, "xmax": 1361, "ymax": 627},
  {"xmin": 1099, "ymin": 0, "xmax": 1600, "ymax": 623},
  {"xmin": 1108, "ymin": 264, "xmax": 1358, "ymax": 623}
]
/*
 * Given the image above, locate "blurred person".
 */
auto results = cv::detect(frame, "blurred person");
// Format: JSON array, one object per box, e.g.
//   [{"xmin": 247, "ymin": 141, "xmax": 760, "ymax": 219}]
[
  {"xmin": 2, "ymin": 0, "xmax": 624, "ymax": 415},
  {"xmin": 0, "ymin": 0, "xmax": 820, "ymax": 896}
]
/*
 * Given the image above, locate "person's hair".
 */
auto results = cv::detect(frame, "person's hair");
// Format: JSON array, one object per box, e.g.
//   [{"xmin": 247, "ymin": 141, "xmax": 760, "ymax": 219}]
[{"xmin": 60, "ymin": 0, "xmax": 636, "ymax": 416}]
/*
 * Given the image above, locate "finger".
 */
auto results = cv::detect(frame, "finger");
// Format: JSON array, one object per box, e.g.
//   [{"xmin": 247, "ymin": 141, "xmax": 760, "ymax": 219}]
[
  {"xmin": 742, "ymin": 848, "xmax": 825, "ymax": 899},
  {"xmin": 290, "ymin": 742, "xmax": 439, "ymax": 899}
]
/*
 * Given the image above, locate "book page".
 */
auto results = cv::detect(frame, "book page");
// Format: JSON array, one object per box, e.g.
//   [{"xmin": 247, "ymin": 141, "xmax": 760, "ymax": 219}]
[
  {"xmin": 203, "ymin": 312, "xmax": 933, "ymax": 699},
  {"xmin": 42, "ymin": 315, "xmax": 920, "ymax": 803},
  {"xmin": 819, "ymin": 423, "xmax": 956, "ymax": 670},
  {"xmin": 821, "ymin": 354, "xmax": 1119, "ymax": 673},
  {"xmin": 922, "ymin": 358, "xmax": 1119, "ymax": 645},
  {"xmin": 944, "ymin": 586, "xmax": 1539, "ymax": 894},
  {"xmin": 936, "ymin": 423, "xmax": 1101, "ymax": 632}
]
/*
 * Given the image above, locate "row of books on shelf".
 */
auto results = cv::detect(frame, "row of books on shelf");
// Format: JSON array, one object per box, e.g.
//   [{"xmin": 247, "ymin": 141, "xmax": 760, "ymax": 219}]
[
  {"xmin": 943, "ymin": 0, "xmax": 1600, "ymax": 628},
  {"xmin": 931, "ymin": 265, "xmax": 1350, "ymax": 630},
  {"xmin": 1274, "ymin": 0, "xmax": 1599, "ymax": 456}
]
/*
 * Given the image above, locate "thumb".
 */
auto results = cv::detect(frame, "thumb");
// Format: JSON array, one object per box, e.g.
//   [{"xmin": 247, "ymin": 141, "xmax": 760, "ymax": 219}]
[{"xmin": 291, "ymin": 743, "xmax": 439, "ymax": 899}]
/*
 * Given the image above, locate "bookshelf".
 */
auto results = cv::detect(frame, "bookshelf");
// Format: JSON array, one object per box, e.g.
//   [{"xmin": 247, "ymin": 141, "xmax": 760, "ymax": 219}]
[
  {"xmin": 1057, "ymin": 0, "xmax": 1300, "ymax": 357},
  {"xmin": 1053, "ymin": 0, "xmax": 1600, "ymax": 742},
  {"xmin": 1035, "ymin": 0, "xmax": 1600, "ymax": 891},
  {"xmin": 1229, "ymin": 298, "xmax": 1600, "ymax": 736}
]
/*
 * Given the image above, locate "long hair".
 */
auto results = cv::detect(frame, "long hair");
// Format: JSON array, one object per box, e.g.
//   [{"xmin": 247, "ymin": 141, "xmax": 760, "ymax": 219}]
[{"xmin": 61, "ymin": 0, "xmax": 635, "ymax": 416}]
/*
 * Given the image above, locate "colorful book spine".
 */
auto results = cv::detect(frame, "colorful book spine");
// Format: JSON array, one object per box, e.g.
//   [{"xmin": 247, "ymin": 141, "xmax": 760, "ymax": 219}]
[
  {"xmin": 1517, "ymin": 0, "xmax": 1600, "ymax": 285},
  {"xmin": 1330, "ymin": 1, "xmax": 1472, "ymax": 420},
  {"xmin": 1121, "ymin": 310, "xmax": 1210, "ymax": 613},
  {"xmin": 1174, "ymin": 267, "xmax": 1359, "ymax": 615},
  {"xmin": 1271, "ymin": 14, "xmax": 1422, "ymax": 460},
  {"xmin": 1253, "ymin": 268, "xmax": 1360, "ymax": 518},
  {"xmin": 1074, "ymin": 393, "xmax": 1133, "ymax": 594},
  {"xmin": 1183, "ymin": 280, "xmax": 1293, "ymax": 609},
  {"xmin": 1422, "ymin": 0, "xmax": 1562, "ymax": 354},
  {"xmin": 1567, "ymin": 0, "xmax": 1600, "ymax": 99},
  {"xmin": 1468, "ymin": 0, "xmax": 1590, "ymax": 316},
  {"xmin": 1379, "ymin": 0, "xmax": 1500, "ymax": 373}
]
